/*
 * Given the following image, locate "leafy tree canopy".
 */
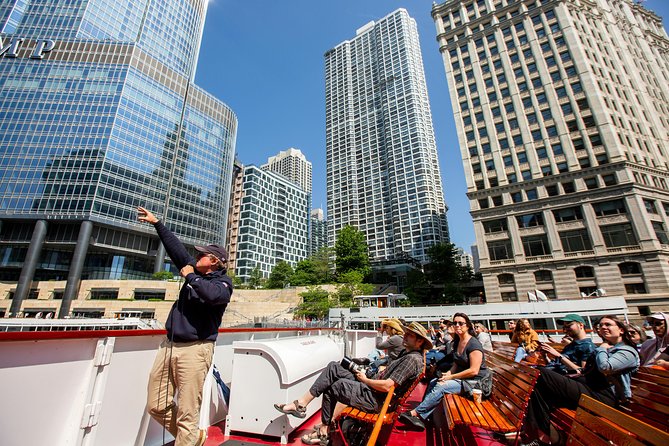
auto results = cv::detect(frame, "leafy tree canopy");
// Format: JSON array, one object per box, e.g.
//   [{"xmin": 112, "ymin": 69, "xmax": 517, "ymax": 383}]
[
  {"xmin": 152, "ymin": 270, "xmax": 174, "ymax": 280},
  {"xmin": 291, "ymin": 258, "xmax": 320, "ymax": 286},
  {"xmin": 335, "ymin": 225, "xmax": 370, "ymax": 278},
  {"xmin": 248, "ymin": 265, "xmax": 264, "ymax": 289},
  {"xmin": 294, "ymin": 286, "xmax": 331, "ymax": 319},
  {"xmin": 267, "ymin": 261, "xmax": 294, "ymax": 289}
]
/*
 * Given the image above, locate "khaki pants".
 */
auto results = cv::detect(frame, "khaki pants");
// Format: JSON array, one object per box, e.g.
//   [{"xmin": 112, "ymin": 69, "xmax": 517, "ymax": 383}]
[{"xmin": 147, "ymin": 338, "xmax": 214, "ymax": 446}]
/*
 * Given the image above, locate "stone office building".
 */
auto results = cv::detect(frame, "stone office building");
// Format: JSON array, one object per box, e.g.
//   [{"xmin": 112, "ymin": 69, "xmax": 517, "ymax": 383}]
[{"xmin": 432, "ymin": 0, "xmax": 669, "ymax": 315}]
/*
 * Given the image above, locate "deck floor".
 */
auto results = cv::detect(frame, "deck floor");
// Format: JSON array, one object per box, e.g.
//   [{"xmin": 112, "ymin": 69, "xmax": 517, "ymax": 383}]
[{"xmin": 164, "ymin": 381, "xmax": 507, "ymax": 445}]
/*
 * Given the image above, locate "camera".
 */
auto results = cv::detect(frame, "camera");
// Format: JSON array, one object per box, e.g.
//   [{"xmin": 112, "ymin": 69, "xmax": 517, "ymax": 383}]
[{"xmin": 341, "ymin": 356, "xmax": 365, "ymax": 373}]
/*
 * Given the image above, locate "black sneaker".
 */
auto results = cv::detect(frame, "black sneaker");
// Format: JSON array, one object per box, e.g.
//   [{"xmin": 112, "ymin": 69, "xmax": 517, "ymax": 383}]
[{"xmin": 398, "ymin": 412, "xmax": 426, "ymax": 431}]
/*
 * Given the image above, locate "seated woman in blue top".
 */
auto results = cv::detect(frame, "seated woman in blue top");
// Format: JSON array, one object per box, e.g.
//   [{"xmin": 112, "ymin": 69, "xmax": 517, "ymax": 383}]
[
  {"xmin": 398, "ymin": 312, "xmax": 489, "ymax": 431},
  {"xmin": 521, "ymin": 315, "xmax": 639, "ymax": 446}
]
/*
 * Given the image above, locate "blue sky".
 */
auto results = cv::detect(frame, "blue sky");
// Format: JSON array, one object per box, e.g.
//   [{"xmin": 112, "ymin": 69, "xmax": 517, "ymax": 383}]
[{"xmin": 195, "ymin": 0, "xmax": 669, "ymax": 253}]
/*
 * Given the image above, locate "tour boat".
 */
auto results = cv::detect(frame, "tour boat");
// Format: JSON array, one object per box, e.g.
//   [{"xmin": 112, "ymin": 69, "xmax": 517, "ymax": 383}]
[{"xmin": 0, "ymin": 296, "xmax": 632, "ymax": 445}]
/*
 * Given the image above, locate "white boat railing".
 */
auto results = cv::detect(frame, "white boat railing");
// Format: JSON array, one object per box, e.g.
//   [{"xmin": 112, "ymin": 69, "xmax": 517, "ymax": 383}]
[{"xmin": 0, "ymin": 327, "xmax": 341, "ymax": 446}]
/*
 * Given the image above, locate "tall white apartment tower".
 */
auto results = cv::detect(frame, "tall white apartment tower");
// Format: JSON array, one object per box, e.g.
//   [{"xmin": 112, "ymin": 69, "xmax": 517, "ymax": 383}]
[
  {"xmin": 432, "ymin": 0, "xmax": 669, "ymax": 314},
  {"xmin": 325, "ymin": 8, "xmax": 450, "ymax": 265},
  {"xmin": 262, "ymin": 148, "xmax": 313, "ymax": 194}
]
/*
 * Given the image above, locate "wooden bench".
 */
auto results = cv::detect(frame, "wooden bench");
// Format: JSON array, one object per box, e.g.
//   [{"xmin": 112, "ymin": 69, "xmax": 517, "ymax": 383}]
[
  {"xmin": 336, "ymin": 371, "xmax": 424, "ymax": 446},
  {"xmin": 568, "ymin": 394, "xmax": 669, "ymax": 446},
  {"xmin": 440, "ymin": 351, "xmax": 540, "ymax": 445},
  {"xmin": 552, "ymin": 365, "xmax": 669, "ymax": 434},
  {"xmin": 491, "ymin": 341, "xmax": 564, "ymax": 367}
]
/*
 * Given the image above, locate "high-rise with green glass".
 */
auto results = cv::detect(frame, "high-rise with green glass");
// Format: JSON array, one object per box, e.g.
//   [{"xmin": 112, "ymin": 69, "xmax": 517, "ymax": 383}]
[{"xmin": 0, "ymin": 0, "xmax": 237, "ymax": 316}]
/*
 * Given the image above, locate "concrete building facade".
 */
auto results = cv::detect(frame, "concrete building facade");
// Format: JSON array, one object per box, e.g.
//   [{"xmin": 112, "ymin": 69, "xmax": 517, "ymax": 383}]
[
  {"xmin": 325, "ymin": 8, "xmax": 450, "ymax": 267},
  {"xmin": 235, "ymin": 166, "xmax": 309, "ymax": 282},
  {"xmin": 432, "ymin": 0, "xmax": 669, "ymax": 316},
  {"xmin": 261, "ymin": 147, "xmax": 313, "ymax": 194}
]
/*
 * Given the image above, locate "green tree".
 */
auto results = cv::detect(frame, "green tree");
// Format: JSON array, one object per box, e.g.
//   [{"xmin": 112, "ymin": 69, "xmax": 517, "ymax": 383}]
[
  {"xmin": 267, "ymin": 261, "xmax": 293, "ymax": 289},
  {"xmin": 334, "ymin": 225, "xmax": 370, "ymax": 278},
  {"xmin": 403, "ymin": 268, "xmax": 431, "ymax": 305},
  {"xmin": 291, "ymin": 258, "xmax": 319, "ymax": 286},
  {"xmin": 228, "ymin": 270, "xmax": 243, "ymax": 288},
  {"xmin": 425, "ymin": 242, "xmax": 470, "ymax": 304},
  {"xmin": 248, "ymin": 265, "xmax": 264, "ymax": 289},
  {"xmin": 311, "ymin": 246, "xmax": 334, "ymax": 283},
  {"xmin": 294, "ymin": 286, "xmax": 331, "ymax": 319},
  {"xmin": 152, "ymin": 270, "xmax": 174, "ymax": 280},
  {"xmin": 334, "ymin": 271, "xmax": 374, "ymax": 307}
]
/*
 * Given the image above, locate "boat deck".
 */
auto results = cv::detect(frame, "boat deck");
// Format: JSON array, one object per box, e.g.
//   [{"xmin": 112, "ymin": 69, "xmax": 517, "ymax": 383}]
[{"xmin": 188, "ymin": 381, "xmax": 506, "ymax": 446}]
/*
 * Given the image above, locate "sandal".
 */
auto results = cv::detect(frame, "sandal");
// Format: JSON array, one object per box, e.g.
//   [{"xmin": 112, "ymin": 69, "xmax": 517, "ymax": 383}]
[
  {"xmin": 274, "ymin": 400, "xmax": 307, "ymax": 418},
  {"xmin": 301, "ymin": 429, "xmax": 328, "ymax": 445}
]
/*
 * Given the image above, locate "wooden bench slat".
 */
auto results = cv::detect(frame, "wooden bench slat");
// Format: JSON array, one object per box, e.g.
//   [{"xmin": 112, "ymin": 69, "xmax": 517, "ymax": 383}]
[
  {"xmin": 568, "ymin": 395, "xmax": 669, "ymax": 446},
  {"xmin": 553, "ymin": 366, "xmax": 669, "ymax": 435},
  {"xmin": 441, "ymin": 352, "xmax": 538, "ymax": 441}
]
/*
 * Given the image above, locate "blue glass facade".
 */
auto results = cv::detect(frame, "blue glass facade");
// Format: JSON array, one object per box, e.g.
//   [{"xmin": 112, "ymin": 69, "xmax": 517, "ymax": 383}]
[{"xmin": 0, "ymin": 0, "xmax": 237, "ymax": 296}]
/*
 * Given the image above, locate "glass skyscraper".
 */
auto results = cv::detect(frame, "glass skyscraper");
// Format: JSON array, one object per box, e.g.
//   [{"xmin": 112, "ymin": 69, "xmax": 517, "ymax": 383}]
[
  {"xmin": 0, "ymin": 0, "xmax": 237, "ymax": 316},
  {"xmin": 325, "ymin": 8, "xmax": 450, "ymax": 268}
]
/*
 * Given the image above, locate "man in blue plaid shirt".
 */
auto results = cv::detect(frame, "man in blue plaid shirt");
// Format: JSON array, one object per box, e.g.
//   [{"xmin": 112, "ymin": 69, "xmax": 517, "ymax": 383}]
[{"xmin": 274, "ymin": 322, "xmax": 431, "ymax": 445}]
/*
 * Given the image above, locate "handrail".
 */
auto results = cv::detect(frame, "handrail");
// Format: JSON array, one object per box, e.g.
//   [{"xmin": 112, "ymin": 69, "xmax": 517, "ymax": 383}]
[
  {"xmin": 0, "ymin": 326, "xmax": 336, "ymax": 341},
  {"xmin": 367, "ymin": 384, "xmax": 395, "ymax": 446}
]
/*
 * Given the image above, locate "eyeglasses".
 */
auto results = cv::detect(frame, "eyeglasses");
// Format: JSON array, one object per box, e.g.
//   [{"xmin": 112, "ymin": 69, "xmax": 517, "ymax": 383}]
[
  {"xmin": 626, "ymin": 330, "xmax": 639, "ymax": 336},
  {"xmin": 650, "ymin": 320, "xmax": 666, "ymax": 327},
  {"xmin": 453, "ymin": 321, "xmax": 467, "ymax": 326}
]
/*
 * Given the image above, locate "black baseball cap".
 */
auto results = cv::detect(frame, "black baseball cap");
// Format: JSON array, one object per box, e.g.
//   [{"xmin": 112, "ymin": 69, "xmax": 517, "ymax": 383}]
[{"xmin": 194, "ymin": 244, "xmax": 229, "ymax": 262}]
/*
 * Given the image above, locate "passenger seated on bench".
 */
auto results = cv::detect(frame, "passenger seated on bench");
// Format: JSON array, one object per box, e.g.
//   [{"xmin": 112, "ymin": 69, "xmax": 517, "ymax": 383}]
[
  {"xmin": 540, "ymin": 314, "xmax": 595, "ymax": 375},
  {"xmin": 398, "ymin": 313, "xmax": 490, "ymax": 431},
  {"xmin": 521, "ymin": 315, "xmax": 639, "ymax": 446},
  {"xmin": 274, "ymin": 322, "xmax": 431, "ymax": 445},
  {"xmin": 639, "ymin": 313, "xmax": 669, "ymax": 366},
  {"xmin": 507, "ymin": 320, "xmax": 516, "ymax": 340},
  {"xmin": 655, "ymin": 347, "xmax": 669, "ymax": 370},
  {"xmin": 512, "ymin": 318, "xmax": 539, "ymax": 363},
  {"xmin": 426, "ymin": 319, "xmax": 455, "ymax": 374},
  {"xmin": 359, "ymin": 318, "xmax": 405, "ymax": 377},
  {"xmin": 474, "ymin": 323, "xmax": 494, "ymax": 352},
  {"xmin": 624, "ymin": 323, "xmax": 647, "ymax": 352}
]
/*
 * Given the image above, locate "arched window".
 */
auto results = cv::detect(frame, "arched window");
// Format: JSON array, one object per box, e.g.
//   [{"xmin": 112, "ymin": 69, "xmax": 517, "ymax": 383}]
[
  {"xmin": 534, "ymin": 270, "xmax": 553, "ymax": 282},
  {"xmin": 574, "ymin": 266, "xmax": 595, "ymax": 279},
  {"xmin": 498, "ymin": 273, "xmax": 515, "ymax": 286}
]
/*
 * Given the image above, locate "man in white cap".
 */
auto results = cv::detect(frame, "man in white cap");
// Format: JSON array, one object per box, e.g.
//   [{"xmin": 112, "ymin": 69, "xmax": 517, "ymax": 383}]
[
  {"xmin": 640, "ymin": 312, "xmax": 669, "ymax": 366},
  {"xmin": 274, "ymin": 322, "xmax": 431, "ymax": 445}
]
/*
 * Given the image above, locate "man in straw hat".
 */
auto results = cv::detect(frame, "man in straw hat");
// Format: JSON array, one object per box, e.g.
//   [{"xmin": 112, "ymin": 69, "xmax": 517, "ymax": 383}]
[{"xmin": 274, "ymin": 322, "xmax": 431, "ymax": 445}]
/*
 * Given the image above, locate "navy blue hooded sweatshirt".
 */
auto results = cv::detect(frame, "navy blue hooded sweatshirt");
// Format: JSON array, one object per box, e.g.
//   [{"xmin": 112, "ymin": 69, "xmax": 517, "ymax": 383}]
[{"xmin": 154, "ymin": 221, "xmax": 233, "ymax": 342}]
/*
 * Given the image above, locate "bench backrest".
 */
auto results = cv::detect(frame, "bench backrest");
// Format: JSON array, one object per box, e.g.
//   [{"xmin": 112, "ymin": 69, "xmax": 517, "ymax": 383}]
[
  {"xmin": 568, "ymin": 394, "xmax": 669, "ymax": 446},
  {"xmin": 486, "ymin": 351, "xmax": 541, "ymax": 430},
  {"xmin": 626, "ymin": 366, "xmax": 669, "ymax": 432}
]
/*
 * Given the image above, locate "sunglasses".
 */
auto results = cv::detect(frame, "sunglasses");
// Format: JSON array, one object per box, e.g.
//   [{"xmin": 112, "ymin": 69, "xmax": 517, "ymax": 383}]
[
  {"xmin": 453, "ymin": 321, "xmax": 467, "ymax": 326},
  {"xmin": 650, "ymin": 320, "xmax": 666, "ymax": 327},
  {"xmin": 626, "ymin": 330, "xmax": 639, "ymax": 336}
]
